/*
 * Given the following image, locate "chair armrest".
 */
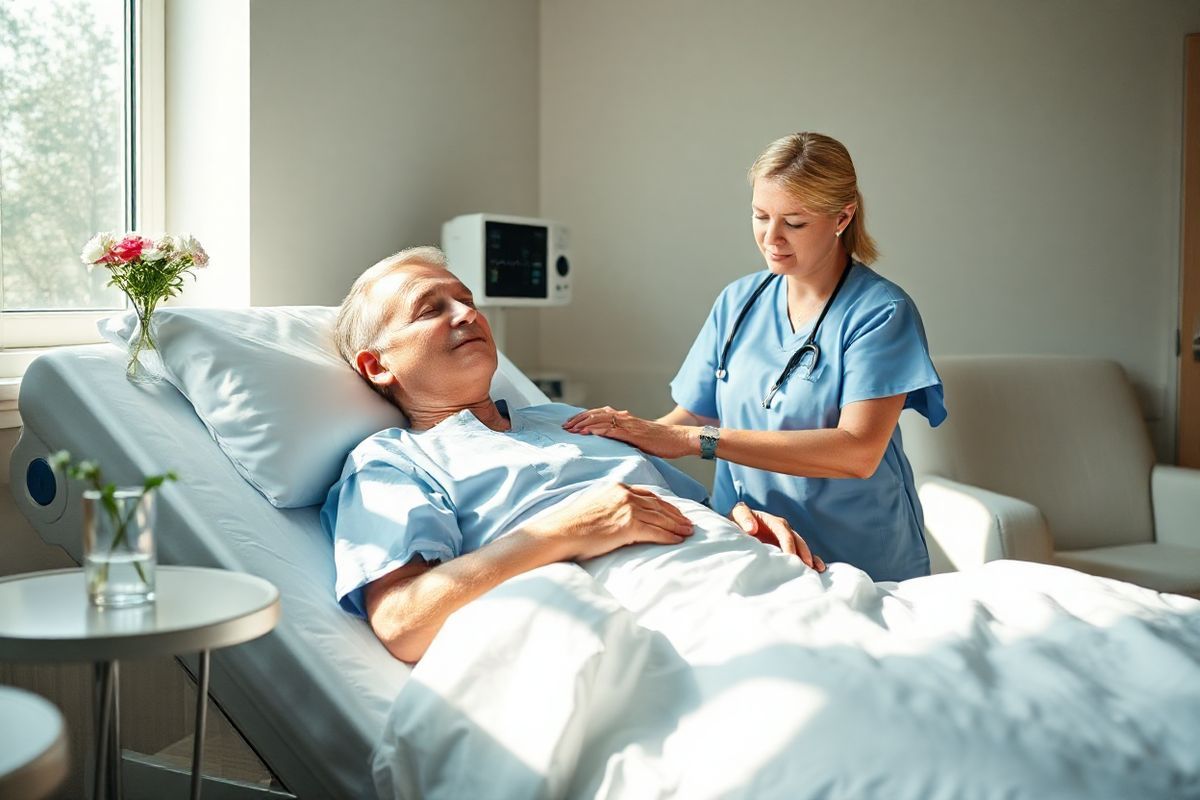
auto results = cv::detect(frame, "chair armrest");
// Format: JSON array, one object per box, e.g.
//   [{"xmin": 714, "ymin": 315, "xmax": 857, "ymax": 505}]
[
  {"xmin": 917, "ymin": 476, "xmax": 1055, "ymax": 572},
  {"xmin": 1151, "ymin": 465, "xmax": 1200, "ymax": 548}
]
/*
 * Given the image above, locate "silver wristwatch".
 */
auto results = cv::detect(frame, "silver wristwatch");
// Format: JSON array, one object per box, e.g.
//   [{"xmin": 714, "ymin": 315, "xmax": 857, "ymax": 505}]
[{"xmin": 699, "ymin": 425, "xmax": 720, "ymax": 460}]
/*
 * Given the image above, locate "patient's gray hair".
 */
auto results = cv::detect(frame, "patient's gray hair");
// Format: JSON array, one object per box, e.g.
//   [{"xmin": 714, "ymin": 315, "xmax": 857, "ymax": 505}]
[{"xmin": 335, "ymin": 246, "xmax": 447, "ymax": 397}]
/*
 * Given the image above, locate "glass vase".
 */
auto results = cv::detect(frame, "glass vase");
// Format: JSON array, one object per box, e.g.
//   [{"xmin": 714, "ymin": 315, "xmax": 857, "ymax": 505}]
[
  {"xmin": 126, "ymin": 300, "xmax": 165, "ymax": 384},
  {"xmin": 82, "ymin": 488, "xmax": 157, "ymax": 607}
]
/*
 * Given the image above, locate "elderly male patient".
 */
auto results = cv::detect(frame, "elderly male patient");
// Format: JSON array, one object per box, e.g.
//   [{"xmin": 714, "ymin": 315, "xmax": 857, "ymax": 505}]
[{"xmin": 321, "ymin": 246, "xmax": 823, "ymax": 663}]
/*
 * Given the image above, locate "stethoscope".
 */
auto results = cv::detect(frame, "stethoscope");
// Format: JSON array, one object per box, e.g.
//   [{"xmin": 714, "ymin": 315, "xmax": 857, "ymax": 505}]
[{"xmin": 714, "ymin": 260, "xmax": 855, "ymax": 409}]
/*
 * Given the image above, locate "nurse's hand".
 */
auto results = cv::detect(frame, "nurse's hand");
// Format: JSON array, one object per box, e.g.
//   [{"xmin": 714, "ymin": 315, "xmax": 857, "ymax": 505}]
[
  {"xmin": 730, "ymin": 502, "xmax": 826, "ymax": 572},
  {"xmin": 562, "ymin": 406, "xmax": 693, "ymax": 458}
]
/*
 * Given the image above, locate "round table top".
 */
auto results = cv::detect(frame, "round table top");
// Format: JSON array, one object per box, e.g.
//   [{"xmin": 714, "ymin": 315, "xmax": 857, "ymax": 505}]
[
  {"xmin": 0, "ymin": 686, "xmax": 68, "ymax": 800},
  {"xmin": 0, "ymin": 567, "xmax": 280, "ymax": 661}
]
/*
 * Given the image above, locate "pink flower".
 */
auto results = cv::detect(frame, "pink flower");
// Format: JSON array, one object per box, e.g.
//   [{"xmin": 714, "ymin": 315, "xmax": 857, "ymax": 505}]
[{"xmin": 108, "ymin": 235, "xmax": 151, "ymax": 264}]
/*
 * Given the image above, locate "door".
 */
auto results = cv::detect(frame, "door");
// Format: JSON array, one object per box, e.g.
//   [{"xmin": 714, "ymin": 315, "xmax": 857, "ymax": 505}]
[{"xmin": 1179, "ymin": 34, "xmax": 1200, "ymax": 467}]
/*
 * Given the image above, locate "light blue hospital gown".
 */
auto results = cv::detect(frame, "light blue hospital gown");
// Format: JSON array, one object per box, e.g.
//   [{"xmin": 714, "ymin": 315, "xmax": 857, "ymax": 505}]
[
  {"xmin": 670, "ymin": 263, "xmax": 946, "ymax": 583},
  {"xmin": 321, "ymin": 402, "xmax": 708, "ymax": 617}
]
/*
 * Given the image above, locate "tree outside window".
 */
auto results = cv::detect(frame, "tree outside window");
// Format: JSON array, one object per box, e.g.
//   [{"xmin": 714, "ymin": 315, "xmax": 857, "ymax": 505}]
[{"xmin": 0, "ymin": 0, "xmax": 129, "ymax": 312}]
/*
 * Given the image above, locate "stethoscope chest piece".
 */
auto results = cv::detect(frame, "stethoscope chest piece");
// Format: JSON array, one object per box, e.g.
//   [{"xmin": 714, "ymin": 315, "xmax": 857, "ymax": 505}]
[{"xmin": 762, "ymin": 342, "xmax": 820, "ymax": 409}]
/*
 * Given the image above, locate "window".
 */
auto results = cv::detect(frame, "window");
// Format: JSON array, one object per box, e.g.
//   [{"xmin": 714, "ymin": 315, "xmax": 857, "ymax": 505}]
[{"xmin": 0, "ymin": 0, "xmax": 162, "ymax": 352}]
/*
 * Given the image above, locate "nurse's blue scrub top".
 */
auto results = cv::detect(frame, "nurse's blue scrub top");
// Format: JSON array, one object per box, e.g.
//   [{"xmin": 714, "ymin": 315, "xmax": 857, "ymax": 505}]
[{"xmin": 670, "ymin": 263, "xmax": 946, "ymax": 582}]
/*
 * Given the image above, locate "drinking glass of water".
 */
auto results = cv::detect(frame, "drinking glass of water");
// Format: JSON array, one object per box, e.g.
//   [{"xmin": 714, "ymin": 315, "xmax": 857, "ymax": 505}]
[{"xmin": 82, "ymin": 488, "xmax": 157, "ymax": 607}]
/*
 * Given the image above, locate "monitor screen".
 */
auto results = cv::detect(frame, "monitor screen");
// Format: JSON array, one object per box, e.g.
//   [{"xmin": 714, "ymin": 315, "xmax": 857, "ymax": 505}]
[{"xmin": 485, "ymin": 221, "xmax": 547, "ymax": 298}]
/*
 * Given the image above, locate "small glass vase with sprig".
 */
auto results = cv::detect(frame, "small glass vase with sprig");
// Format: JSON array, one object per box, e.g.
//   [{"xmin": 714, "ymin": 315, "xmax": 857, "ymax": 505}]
[{"xmin": 50, "ymin": 451, "xmax": 177, "ymax": 607}]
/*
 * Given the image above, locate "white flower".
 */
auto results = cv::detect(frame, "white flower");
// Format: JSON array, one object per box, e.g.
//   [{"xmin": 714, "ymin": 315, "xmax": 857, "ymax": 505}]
[
  {"xmin": 141, "ymin": 237, "xmax": 167, "ymax": 262},
  {"xmin": 80, "ymin": 232, "xmax": 116, "ymax": 266},
  {"xmin": 181, "ymin": 234, "xmax": 209, "ymax": 268},
  {"xmin": 156, "ymin": 233, "xmax": 179, "ymax": 254}
]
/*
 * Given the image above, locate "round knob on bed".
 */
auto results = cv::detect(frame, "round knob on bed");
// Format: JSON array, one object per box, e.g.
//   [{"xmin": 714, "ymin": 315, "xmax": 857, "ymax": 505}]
[{"xmin": 25, "ymin": 458, "xmax": 56, "ymax": 507}]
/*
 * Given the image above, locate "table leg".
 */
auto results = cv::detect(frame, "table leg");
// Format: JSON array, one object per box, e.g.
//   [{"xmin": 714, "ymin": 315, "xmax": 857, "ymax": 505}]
[
  {"xmin": 190, "ymin": 649, "xmax": 210, "ymax": 800},
  {"xmin": 93, "ymin": 661, "xmax": 114, "ymax": 800},
  {"xmin": 109, "ymin": 661, "xmax": 123, "ymax": 800}
]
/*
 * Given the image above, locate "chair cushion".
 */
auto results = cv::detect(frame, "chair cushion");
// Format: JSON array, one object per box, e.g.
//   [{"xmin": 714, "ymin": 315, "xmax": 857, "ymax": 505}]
[
  {"xmin": 900, "ymin": 356, "xmax": 1155, "ymax": 550},
  {"xmin": 1055, "ymin": 543, "xmax": 1200, "ymax": 597}
]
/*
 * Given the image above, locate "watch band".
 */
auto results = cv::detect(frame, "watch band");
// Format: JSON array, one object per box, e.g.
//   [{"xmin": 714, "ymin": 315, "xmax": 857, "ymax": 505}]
[{"xmin": 699, "ymin": 425, "xmax": 720, "ymax": 460}]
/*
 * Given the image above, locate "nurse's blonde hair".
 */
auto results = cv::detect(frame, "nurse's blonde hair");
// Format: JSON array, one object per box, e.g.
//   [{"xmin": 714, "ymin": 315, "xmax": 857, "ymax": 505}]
[{"xmin": 748, "ymin": 132, "xmax": 879, "ymax": 265}]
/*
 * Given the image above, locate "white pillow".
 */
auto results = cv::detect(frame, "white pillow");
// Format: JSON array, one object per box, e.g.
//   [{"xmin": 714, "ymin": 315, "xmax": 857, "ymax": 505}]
[{"xmin": 100, "ymin": 306, "xmax": 548, "ymax": 508}]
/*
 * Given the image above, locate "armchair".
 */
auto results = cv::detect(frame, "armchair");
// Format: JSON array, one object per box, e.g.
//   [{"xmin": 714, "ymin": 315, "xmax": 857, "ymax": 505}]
[{"xmin": 899, "ymin": 356, "xmax": 1200, "ymax": 597}]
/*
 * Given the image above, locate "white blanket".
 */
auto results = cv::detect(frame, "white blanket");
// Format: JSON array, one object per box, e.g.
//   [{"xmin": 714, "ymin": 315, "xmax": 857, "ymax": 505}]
[{"xmin": 372, "ymin": 497, "xmax": 1200, "ymax": 799}]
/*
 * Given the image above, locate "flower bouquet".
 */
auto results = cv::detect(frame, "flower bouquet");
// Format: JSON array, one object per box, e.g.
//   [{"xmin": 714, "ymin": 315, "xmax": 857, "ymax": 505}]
[{"xmin": 81, "ymin": 232, "xmax": 208, "ymax": 382}]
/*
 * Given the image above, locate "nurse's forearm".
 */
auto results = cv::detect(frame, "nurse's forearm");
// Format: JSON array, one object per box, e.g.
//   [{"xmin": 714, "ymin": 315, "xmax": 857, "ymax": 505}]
[
  {"xmin": 703, "ymin": 427, "xmax": 878, "ymax": 479},
  {"xmin": 692, "ymin": 394, "xmax": 907, "ymax": 480},
  {"xmin": 365, "ymin": 530, "xmax": 572, "ymax": 663}
]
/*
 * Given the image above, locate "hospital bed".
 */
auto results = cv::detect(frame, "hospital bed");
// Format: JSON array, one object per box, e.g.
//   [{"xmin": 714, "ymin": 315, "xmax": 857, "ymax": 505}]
[
  {"xmin": 9, "ymin": 337, "xmax": 550, "ymax": 799},
  {"xmin": 11, "ymin": 314, "xmax": 1200, "ymax": 799}
]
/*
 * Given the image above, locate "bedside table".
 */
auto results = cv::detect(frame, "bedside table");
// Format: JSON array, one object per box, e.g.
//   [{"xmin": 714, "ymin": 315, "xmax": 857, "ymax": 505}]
[
  {"xmin": 0, "ymin": 567, "xmax": 280, "ymax": 800},
  {"xmin": 0, "ymin": 685, "xmax": 68, "ymax": 800}
]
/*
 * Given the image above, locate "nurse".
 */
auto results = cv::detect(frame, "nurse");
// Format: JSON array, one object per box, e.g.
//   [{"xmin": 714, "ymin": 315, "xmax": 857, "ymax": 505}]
[{"xmin": 564, "ymin": 132, "xmax": 946, "ymax": 582}]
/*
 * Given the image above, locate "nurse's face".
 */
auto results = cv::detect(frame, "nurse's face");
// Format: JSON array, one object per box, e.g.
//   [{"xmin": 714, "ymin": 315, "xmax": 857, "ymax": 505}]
[
  {"xmin": 751, "ymin": 178, "xmax": 852, "ymax": 279},
  {"xmin": 361, "ymin": 264, "xmax": 497, "ymax": 410}
]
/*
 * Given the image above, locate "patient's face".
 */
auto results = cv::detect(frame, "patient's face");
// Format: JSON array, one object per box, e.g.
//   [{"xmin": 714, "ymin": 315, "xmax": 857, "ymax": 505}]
[{"xmin": 368, "ymin": 264, "xmax": 497, "ymax": 410}]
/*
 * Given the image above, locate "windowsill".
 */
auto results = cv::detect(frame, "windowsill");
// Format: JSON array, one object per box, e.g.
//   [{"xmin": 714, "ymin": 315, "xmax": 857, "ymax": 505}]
[{"xmin": 0, "ymin": 376, "xmax": 19, "ymax": 430}]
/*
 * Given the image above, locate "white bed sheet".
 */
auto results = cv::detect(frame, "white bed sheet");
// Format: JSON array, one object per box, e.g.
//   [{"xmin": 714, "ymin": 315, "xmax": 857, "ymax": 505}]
[
  {"xmin": 11, "ymin": 344, "xmax": 549, "ymax": 798},
  {"xmin": 377, "ymin": 496, "xmax": 1200, "ymax": 799}
]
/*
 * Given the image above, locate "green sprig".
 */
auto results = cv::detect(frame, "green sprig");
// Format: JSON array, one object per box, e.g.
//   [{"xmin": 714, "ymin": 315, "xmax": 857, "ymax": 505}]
[{"xmin": 50, "ymin": 451, "xmax": 177, "ymax": 586}]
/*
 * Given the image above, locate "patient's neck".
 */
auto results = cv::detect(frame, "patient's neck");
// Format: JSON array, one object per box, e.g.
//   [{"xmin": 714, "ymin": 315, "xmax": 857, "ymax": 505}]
[{"xmin": 406, "ymin": 398, "xmax": 511, "ymax": 433}]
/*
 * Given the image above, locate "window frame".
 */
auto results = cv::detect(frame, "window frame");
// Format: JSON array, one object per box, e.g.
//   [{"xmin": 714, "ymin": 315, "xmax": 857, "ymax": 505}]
[{"xmin": 0, "ymin": 0, "xmax": 165, "ymax": 366}]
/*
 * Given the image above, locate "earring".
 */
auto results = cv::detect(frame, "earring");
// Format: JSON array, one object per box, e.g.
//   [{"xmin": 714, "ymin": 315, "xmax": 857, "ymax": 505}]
[{"xmin": 835, "ymin": 229, "xmax": 843, "ymax": 237}]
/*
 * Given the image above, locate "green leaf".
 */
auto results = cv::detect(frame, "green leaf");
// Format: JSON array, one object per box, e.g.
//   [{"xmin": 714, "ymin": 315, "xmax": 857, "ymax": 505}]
[{"xmin": 100, "ymin": 485, "xmax": 119, "ymax": 521}]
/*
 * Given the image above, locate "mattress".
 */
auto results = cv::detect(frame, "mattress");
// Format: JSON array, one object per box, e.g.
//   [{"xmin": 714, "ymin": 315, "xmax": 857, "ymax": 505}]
[{"xmin": 10, "ymin": 343, "xmax": 549, "ymax": 798}]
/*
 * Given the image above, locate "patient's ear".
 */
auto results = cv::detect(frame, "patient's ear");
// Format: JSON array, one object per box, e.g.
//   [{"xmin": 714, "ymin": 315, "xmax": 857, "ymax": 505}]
[{"xmin": 356, "ymin": 350, "xmax": 396, "ymax": 391}]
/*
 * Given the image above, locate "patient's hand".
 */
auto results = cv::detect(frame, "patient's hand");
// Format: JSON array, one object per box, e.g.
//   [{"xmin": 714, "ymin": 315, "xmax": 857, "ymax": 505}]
[
  {"xmin": 730, "ymin": 502, "xmax": 826, "ymax": 572},
  {"xmin": 525, "ymin": 482, "xmax": 695, "ymax": 561},
  {"xmin": 363, "ymin": 486, "xmax": 693, "ymax": 664}
]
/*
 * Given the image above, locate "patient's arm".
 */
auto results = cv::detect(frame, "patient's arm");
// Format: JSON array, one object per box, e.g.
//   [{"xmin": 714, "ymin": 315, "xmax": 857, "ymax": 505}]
[{"xmin": 364, "ymin": 483, "xmax": 694, "ymax": 663}]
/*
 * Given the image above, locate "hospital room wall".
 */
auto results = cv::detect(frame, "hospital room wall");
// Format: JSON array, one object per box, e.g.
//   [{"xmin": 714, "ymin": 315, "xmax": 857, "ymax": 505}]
[
  {"xmin": 538, "ymin": 0, "xmax": 1200, "ymax": 476},
  {"xmin": 243, "ymin": 0, "xmax": 544, "ymax": 365}
]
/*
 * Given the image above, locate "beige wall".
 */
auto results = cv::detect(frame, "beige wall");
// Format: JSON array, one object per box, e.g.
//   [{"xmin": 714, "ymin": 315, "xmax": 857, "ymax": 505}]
[
  {"xmin": 539, "ymin": 0, "xmax": 1200, "ymax": 463},
  {"xmin": 166, "ymin": 0, "xmax": 252, "ymax": 308},
  {"xmin": 162, "ymin": 0, "xmax": 544, "ymax": 365},
  {"xmin": 245, "ymin": 0, "xmax": 544, "ymax": 365}
]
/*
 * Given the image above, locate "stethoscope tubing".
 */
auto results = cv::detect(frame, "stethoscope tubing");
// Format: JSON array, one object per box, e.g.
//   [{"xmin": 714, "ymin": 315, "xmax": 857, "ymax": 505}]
[{"xmin": 715, "ymin": 261, "xmax": 855, "ymax": 409}]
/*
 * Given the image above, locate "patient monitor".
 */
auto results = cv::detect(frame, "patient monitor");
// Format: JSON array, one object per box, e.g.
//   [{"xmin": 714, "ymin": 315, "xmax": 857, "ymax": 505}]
[{"xmin": 442, "ymin": 213, "xmax": 571, "ymax": 307}]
